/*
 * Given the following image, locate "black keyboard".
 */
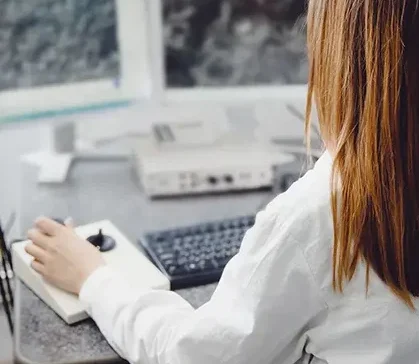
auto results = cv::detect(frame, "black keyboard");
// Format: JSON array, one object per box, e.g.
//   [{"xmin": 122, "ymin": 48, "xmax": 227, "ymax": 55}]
[{"xmin": 139, "ymin": 215, "xmax": 255, "ymax": 289}]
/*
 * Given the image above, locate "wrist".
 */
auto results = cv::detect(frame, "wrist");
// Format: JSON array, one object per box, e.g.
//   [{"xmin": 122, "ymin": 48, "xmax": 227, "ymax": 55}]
[{"xmin": 77, "ymin": 262, "xmax": 107, "ymax": 294}]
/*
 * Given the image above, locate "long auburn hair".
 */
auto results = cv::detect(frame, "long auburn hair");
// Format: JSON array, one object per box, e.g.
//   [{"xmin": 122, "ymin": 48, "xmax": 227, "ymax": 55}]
[{"xmin": 305, "ymin": 0, "xmax": 419, "ymax": 307}]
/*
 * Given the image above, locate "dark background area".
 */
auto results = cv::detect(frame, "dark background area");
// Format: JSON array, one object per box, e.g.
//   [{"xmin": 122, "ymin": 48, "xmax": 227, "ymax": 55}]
[{"xmin": 163, "ymin": 0, "xmax": 308, "ymax": 87}]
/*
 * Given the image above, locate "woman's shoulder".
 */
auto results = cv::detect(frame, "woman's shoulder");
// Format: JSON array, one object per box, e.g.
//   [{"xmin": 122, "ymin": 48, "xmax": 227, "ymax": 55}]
[
  {"xmin": 260, "ymin": 151, "xmax": 335, "ymax": 293},
  {"xmin": 265, "ymin": 151, "xmax": 334, "ymax": 242},
  {"xmin": 241, "ymin": 152, "xmax": 334, "ymax": 260}
]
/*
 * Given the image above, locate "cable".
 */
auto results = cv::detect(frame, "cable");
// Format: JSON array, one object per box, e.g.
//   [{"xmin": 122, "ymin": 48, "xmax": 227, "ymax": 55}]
[
  {"xmin": 285, "ymin": 102, "xmax": 321, "ymax": 141},
  {"xmin": 0, "ymin": 222, "xmax": 14, "ymax": 334},
  {"xmin": 0, "ymin": 223, "xmax": 13, "ymax": 305},
  {"xmin": 1, "ymin": 212, "xmax": 15, "ymax": 271},
  {"xmin": 0, "ymin": 272, "xmax": 13, "ymax": 334}
]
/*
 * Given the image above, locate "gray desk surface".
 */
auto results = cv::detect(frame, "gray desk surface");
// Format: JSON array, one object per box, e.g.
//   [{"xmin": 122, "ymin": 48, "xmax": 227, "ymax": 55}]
[{"xmin": 14, "ymin": 158, "xmax": 273, "ymax": 364}]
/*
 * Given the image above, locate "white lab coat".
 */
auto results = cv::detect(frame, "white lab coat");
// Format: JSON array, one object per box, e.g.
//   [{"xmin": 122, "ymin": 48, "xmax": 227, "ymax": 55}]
[{"xmin": 79, "ymin": 152, "xmax": 419, "ymax": 364}]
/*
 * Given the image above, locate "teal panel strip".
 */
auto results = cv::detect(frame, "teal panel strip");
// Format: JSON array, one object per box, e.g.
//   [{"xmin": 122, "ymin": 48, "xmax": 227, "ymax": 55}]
[{"xmin": 0, "ymin": 100, "xmax": 133, "ymax": 124}]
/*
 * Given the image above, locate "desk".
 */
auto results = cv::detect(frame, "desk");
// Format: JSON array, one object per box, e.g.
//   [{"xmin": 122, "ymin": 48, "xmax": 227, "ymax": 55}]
[{"xmin": 14, "ymin": 158, "xmax": 272, "ymax": 364}]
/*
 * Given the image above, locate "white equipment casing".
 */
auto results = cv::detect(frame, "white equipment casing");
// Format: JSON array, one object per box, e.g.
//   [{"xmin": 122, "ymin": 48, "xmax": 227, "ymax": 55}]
[
  {"xmin": 12, "ymin": 220, "xmax": 170, "ymax": 324},
  {"xmin": 133, "ymin": 128, "xmax": 295, "ymax": 197}
]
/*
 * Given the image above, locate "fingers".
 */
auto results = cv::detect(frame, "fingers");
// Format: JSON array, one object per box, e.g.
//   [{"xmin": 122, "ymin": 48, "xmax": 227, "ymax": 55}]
[
  {"xmin": 25, "ymin": 243, "xmax": 48, "ymax": 263},
  {"xmin": 27, "ymin": 228, "xmax": 50, "ymax": 250},
  {"xmin": 35, "ymin": 216, "xmax": 63, "ymax": 236},
  {"xmin": 31, "ymin": 259, "xmax": 45, "ymax": 275}
]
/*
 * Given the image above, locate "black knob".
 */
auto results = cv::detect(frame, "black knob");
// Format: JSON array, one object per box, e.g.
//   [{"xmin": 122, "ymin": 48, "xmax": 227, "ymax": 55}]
[{"xmin": 87, "ymin": 229, "xmax": 116, "ymax": 252}]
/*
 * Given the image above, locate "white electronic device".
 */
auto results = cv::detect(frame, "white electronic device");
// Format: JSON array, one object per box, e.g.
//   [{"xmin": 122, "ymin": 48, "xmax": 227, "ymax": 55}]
[
  {"xmin": 133, "ymin": 124, "xmax": 296, "ymax": 197},
  {"xmin": 143, "ymin": 0, "xmax": 309, "ymax": 193},
  {"xmin": 12, "ymin": 220, "xmax": 170, "ymax": 324}
]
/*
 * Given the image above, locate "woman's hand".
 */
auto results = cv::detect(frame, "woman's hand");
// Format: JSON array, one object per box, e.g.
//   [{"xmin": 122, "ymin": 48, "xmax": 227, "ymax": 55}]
[{"xmin": 25, "ymin": 217, "xmax": 106, "ymax": 295}]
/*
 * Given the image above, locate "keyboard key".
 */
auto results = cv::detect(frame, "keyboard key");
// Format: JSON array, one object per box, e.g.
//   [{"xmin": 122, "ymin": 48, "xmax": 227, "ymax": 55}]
[{"xmin": 139, "ymin": 215, "xmax": 256, "ymax": 289}]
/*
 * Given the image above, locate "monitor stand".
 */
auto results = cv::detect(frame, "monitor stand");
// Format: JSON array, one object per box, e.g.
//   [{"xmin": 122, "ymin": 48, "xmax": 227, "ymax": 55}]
[
  {"xmin": 21, "ymin": 121, "xmax": 129, "ymax": 184},
  {"xmin": 21, "ymin": 122, "xmax": 75, "ymax": 183},
  {"xmin": 22, "ymin": 151, "xmax": 74, "ymax": 184}
]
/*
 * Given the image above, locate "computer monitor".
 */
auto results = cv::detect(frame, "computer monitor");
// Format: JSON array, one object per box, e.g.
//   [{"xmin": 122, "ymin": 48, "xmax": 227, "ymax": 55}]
[
  {"xmin": 148, "ymin": 0, "xmax": 308, "ymax": 105},
  {"xmin": 0, "ymin": 0, "xmax": 151, "ymax": 122}
]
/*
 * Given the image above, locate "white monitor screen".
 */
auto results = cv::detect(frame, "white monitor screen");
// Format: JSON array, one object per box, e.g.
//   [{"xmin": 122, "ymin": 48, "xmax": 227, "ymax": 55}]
[
  {"xmin": 0, "ymin": 0, "xmax": 150, "ymax": 121},
  {"xmin": 162, "ymin": 0, "xmax": 307, "ymax": 90},
  {"xmin": 0, "ymin": 0, "xmax": 119, "ymax": 90}
]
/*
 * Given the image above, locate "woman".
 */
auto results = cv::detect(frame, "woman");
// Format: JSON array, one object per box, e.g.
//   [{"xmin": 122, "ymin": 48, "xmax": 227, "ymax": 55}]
[{"xmin": 25, "ymin": 0, "xmax": 419, "ymax": 363}]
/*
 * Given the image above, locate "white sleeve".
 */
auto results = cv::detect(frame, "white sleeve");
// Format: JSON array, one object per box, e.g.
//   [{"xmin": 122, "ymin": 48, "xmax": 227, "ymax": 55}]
[{"xmin": 79, "ymin": 206, "xmax": 327, "ymax": 364}]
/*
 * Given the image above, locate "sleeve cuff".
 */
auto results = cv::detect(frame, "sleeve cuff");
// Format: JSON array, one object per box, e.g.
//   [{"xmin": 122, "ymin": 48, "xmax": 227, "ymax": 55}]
[
  {"xmin": 79, "ymin": 265, "xmax": 114, "ymax": 304},
  {"xmin": 78, "ymin": 264, "xmax": 140, "ymax": 323}
]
